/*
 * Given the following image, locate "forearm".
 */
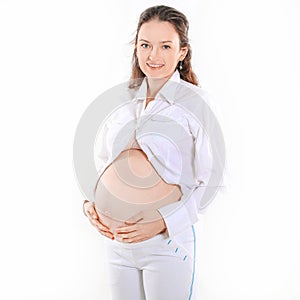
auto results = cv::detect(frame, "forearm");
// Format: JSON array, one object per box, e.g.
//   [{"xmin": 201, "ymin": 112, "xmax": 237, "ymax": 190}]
[{"xmin": 158, "ymin": 186, "xmax": 207, "ymax": 238}]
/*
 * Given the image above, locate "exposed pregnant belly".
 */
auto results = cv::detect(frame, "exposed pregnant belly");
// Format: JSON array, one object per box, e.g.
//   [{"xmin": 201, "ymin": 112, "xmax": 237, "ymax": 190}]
[{"xmin": 94, "ymin": 148, "xmax": 182, "ymax": 232}]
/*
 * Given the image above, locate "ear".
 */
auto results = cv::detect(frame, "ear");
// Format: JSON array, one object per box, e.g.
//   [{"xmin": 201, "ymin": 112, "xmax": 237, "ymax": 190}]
[{"xmin": 179, "ymin": 46, "xmax": 188, "ymax": 60}]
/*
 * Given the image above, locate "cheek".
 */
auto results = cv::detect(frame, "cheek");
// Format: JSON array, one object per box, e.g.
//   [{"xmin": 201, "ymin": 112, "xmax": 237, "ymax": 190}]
[
  {"xmin": 136, "ymin": 49, "xmax": 147, "ymax": 61},
  {"xmin": 164, "ymin": 52, "xmax": 180, "ymax": 64}
]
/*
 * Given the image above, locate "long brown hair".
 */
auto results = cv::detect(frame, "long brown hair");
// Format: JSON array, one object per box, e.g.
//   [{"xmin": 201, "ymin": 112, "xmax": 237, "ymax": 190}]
[{"xmin": 129, "ymin": 5, "xmax": 199, "ymax": 89}]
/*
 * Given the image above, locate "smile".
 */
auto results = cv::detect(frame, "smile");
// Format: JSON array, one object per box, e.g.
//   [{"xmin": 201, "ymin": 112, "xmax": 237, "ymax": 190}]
[{"xmin": 147, "ymin": 63, "xmax": 165, "ymax": 69}]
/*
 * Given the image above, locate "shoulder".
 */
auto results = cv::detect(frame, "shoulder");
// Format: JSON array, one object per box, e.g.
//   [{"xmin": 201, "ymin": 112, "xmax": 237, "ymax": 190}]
[
  {"xmin": 174, "ymin": 79, "xmax": 224, "ymax": 131},
  {"xmin": 175, "ymin": 78, "xmax": 215, "ymax": 111}
]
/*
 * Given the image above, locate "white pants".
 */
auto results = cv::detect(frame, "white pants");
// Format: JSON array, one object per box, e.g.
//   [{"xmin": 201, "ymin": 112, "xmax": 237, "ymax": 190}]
[{"xmin": 103, "ymin": 225, "xmax": 197, "ymax": 300}]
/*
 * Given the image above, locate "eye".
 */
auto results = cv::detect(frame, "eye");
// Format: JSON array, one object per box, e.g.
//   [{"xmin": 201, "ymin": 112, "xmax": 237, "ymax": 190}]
[
  {"xmin": 163, "ymin": 45, "xmax": 171, "ymax": 49},
  {"xmin": 141, "ymin": 43, "xmax": 149, "ymax": 49}
]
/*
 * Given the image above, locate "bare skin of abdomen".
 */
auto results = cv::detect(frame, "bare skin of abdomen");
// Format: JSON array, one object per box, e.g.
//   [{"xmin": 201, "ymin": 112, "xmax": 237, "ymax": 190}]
[{"xmin": 94, "ymin": 148, "xmax": 182, "ymax": 234}]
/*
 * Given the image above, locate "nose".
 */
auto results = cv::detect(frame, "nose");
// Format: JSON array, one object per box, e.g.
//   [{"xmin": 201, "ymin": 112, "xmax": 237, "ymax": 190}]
[{"xmin": 148, "ymin": 46, "xmax": 159, "ymax": 60}]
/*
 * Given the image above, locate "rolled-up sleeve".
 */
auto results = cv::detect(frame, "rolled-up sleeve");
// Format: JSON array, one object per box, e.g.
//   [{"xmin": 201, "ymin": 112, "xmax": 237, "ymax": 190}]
[
  {"xmin": 94, "ymin": 123, "xmax": 110, "ymax": 175},
  {"xmin": 92, "ymin": 122, "xmax": 112, "ymax": 202},
  {"xmin": 157, "ymin": 123, "xmax": 213, "ymax": 238}
]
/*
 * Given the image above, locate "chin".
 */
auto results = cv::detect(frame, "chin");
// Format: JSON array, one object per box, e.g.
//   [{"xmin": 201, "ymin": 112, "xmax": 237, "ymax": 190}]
[
  {"xmin": 143, "ymin": 69, "xmax": 171, "ymax": 80},
  {"xmin": 140, "ymin": 65, "xmax": 164, "ymax": 77}
]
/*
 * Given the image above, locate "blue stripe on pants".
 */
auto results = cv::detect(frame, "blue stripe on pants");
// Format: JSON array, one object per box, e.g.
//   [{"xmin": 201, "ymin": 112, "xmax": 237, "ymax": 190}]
[{"xmin": 188, "ymin": 225, "xmax": 196, "ymax": 300}]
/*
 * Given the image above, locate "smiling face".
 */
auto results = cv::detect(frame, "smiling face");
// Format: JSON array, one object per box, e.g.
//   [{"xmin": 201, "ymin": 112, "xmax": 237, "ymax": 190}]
[{"xmin": 136, "ymin": 19, "xmax": 188, "ymax": 80}]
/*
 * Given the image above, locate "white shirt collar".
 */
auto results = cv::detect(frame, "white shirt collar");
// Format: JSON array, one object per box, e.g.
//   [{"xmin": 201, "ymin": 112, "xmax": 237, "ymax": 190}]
[{"xmin": 133, "ymin": 69, "xmax": 181, "ymax": 105}]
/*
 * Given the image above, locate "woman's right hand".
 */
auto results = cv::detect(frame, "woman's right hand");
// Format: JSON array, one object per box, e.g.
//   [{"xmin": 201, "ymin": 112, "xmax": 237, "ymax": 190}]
[{"xmin": 83, "ymin": 200, "xmax": 114, "ymax": 240}]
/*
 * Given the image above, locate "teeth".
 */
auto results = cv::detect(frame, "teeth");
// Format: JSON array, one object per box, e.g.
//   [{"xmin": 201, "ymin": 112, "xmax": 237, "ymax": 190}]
[{"xmin": 148, "ymin": 63, "xmax": 164, "ymax": 68}]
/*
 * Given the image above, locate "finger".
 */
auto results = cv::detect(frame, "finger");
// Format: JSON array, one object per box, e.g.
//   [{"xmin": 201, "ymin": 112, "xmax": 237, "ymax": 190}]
[
  {"xmin": 124, "ymin": 211, "xmax": 144, "ymax": 225},
  {"xmin": 86, "ymin": 208, "xmax": 98, "ymax": 220},
  {"xmin": 116, "ymin": 230, "xmax": 138, "ymax": 240},
  {"xmin": 84, "ymin": 205, "xmax": 96, "ymax": 218},
  {"xmin": 121, "ymin": 234, "xmax": 150, "ymax": 243},
  {"xmin": 116, "ymin": 234, "xmax": 138, "ymax": 243},
  {"xmin": 89, "ymin": 218, "xmax": 110, "ymax": 232},
  {"xmin": 115, "ymin": 225, "xmax": 137, "ymax": 234},
  {"xmin": 95, "ymin": 223, "xmax": 114, "ymax": 237},
  {"xmin": 97, "ymin": 228, "xmax": 114, "ymax": 240}
]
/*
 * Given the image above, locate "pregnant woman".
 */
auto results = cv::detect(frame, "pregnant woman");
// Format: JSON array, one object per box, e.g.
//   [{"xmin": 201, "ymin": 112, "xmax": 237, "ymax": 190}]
[{"xmin": 83, "ymin": 5, "xmax": 221, "ymax": 300}]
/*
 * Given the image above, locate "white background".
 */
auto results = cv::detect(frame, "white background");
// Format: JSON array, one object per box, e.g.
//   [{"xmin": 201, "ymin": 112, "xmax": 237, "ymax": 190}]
[{"xmin": 1, "ymin": 0, "xmax": 299, "ymax": 299}]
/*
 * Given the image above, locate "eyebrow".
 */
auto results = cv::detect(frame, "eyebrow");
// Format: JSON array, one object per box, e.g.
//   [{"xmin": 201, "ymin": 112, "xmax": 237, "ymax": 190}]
[{"xmin": 139, "ymin": 39, "xmax": 173, "ymax": 44}]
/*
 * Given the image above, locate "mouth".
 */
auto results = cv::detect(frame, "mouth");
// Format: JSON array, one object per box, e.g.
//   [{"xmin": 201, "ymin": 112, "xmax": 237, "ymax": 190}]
[{"xmin": 146, "ymin": 63, "xmax": 165, "ymax": 70}]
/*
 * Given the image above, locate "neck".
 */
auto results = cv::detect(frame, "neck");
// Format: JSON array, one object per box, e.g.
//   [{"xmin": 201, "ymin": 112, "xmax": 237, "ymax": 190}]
[{"xmin": 146, "ymin": 76, "xmax": 169, "ymax": 98}]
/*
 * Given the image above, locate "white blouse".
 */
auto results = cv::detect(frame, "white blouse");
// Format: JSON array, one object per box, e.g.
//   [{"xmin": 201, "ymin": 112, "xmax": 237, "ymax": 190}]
[{"xmin": 94, "ymin": 70, "xmax": 225, "ymax": 237}]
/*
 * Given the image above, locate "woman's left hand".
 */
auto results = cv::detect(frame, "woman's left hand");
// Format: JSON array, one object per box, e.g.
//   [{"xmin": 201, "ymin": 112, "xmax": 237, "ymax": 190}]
[{"xmin": 114, "ymin": 209, "xmax": 167, "ymax": 243}]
